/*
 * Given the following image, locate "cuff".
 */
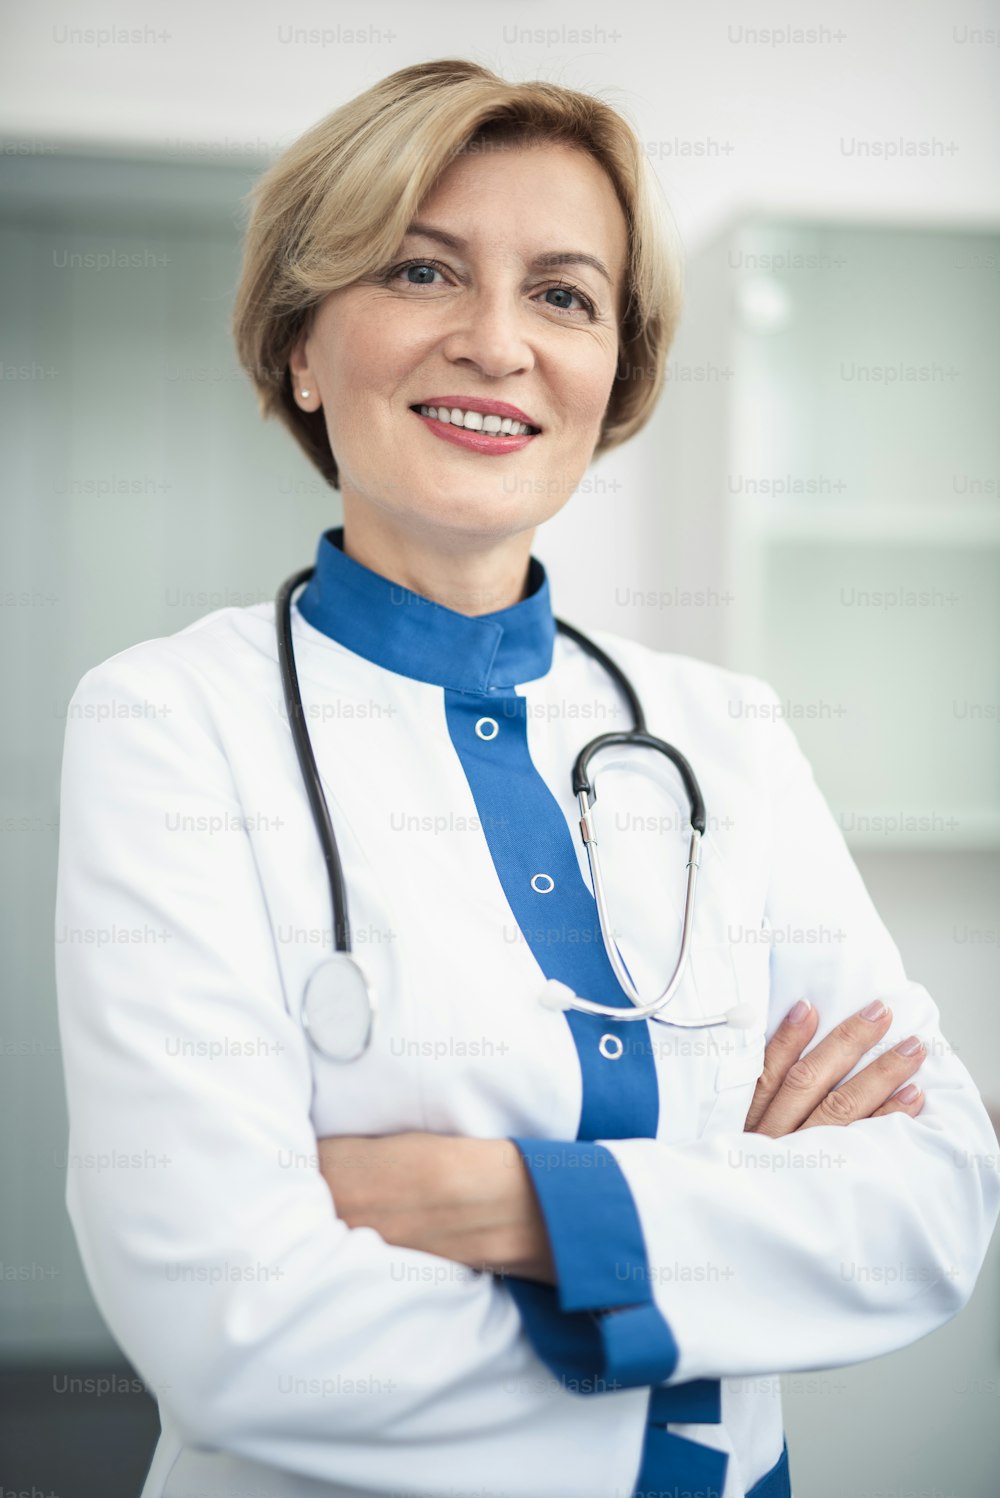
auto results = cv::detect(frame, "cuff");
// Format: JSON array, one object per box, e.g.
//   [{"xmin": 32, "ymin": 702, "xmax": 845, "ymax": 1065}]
[{"xmin": 504, "ymin": 1136, "xmax": 679, "ymax": 1389}]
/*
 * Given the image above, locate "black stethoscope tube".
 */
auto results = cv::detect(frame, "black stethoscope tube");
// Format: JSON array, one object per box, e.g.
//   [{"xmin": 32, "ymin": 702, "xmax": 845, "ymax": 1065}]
[
  {"xmin": 276, "ymin": 565, "xmax": 707, "ymax": 985},
  {"xmin": 276, "ymin": 567, "xmax": 352, "ymax": 955}
]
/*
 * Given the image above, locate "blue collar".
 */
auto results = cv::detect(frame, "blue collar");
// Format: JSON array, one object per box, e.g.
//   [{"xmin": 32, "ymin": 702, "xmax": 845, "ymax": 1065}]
[{"xmin": 295, "ymin": 526, "xmax": 556, "ymax": 693}]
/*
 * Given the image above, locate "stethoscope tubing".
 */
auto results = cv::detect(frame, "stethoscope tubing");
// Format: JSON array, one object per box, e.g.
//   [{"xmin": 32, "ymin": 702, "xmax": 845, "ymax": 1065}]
[
  {"xmin": 276, "ymin": 567, "xmax": 352, "ymax": 953},
  {"xmin": 276, "ymin": 565, "xmax": 717, "ymax": 1050}
]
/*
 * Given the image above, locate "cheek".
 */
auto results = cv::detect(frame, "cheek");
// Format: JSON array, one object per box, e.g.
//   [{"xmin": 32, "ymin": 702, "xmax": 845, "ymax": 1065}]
[
  {"xmin": 550, "ymin": 355, "xmax": 616, "ymax": 436},
  {"xmin": 315, "ymin": 302, "xmax": 417, "ymax": 412},
  {"xmin": 317, "ymin": 343, "xmax": 408, "ymax": 470}
]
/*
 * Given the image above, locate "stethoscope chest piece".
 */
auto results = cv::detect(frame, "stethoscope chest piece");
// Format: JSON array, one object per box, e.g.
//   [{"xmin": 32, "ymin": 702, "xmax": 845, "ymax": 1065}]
[
  {"xmin": 277, "ymin": 566, "xmax": 739, "ymax": 1047},
  {"xmin": 301, "ymin": 954, "xmax": 375, "ymax": 1062}
]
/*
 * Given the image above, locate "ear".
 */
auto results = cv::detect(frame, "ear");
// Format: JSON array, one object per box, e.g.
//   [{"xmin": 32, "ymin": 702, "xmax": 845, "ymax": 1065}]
[{"xmin": 288, "ymin": 326, "xmax": 318, "ymax": 410}]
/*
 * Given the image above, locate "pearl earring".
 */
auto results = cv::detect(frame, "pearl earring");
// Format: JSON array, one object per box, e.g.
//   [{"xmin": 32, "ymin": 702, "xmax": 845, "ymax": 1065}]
[{"xmin": 300, "ymin": 389, "xmax": 311, "ymax": 399}]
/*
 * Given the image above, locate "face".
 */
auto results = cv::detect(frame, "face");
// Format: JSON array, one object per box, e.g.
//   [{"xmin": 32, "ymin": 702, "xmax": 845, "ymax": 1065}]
[{"xmin": 290, "ymin": 140, "xmax": 629, "ymax": 548}]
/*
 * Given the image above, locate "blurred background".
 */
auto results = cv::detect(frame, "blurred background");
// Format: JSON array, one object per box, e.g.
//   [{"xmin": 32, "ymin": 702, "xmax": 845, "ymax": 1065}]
[{"xmin": 1, "ymin": 1, "xmax": 998, "ymax": 1494}]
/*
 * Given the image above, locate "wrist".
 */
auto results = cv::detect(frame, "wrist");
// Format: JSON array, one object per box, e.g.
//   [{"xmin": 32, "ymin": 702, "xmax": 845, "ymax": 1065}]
[{"xmin": 476, "ymin": 1139, "xmax": 556, "ymax": 1282}]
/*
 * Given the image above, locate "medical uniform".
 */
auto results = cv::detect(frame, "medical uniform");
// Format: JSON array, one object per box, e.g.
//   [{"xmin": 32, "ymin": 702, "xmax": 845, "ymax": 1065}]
[{"xmin": 54, "ymin": 525, "xmax": 1000, "ymax": 1498}]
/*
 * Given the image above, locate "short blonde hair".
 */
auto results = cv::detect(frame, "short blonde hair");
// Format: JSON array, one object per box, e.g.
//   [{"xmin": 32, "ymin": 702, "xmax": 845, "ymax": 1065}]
[{"xmin": 232, "ymin": 57, "xmax": 683, "ymax": 489}]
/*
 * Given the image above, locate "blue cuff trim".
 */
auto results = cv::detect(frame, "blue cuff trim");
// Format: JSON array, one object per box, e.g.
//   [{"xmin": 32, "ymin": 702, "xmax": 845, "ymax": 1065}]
[
  {"xmin": 647, "ymin": 1377, "xmax": 722, "ymax": 1425},
  {"xmin": 504, "ymin": 1279, "xmax": 678, "ymax": 1391},
  {"xmin": 504, "ymin": 1278, "xmax": 605, "ymax": 1390},
  {"xmin": 599, "ymin": 1301, "xmax": 679, "ymax": 1385},
  {"xmin": 505, "ymin": 1136, "xmax": 679, "ymax": 1389},
  {"xmin": 509, "ymin": 1136, "xmax": 650, "ymax": 1312},
  {"xmin": 632, "ymin": 1427, "xmax": 729, "ymax": 1498}
]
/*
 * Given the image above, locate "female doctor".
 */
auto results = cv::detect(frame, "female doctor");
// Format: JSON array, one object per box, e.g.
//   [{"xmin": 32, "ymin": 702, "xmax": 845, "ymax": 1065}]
[{"xmin": 54, "ymin": 57, "xmax": 1000, "ymax": 1498}]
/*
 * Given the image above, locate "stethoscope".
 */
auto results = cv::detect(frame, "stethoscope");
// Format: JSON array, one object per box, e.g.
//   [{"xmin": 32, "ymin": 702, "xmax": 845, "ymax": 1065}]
[{"xmin": 276, "ymin": 566, "xmax": 754, "ymax": 1062}]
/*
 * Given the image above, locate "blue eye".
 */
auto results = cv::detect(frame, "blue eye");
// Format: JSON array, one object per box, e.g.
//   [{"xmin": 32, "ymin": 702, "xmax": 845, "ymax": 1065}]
[
  {"xmin": 401, "ymin": 263, "xmax": 442, "ymax": 285},
  {"xmin": 387, "ymin": 258, "xmax": 596, "ymax": 317},
  {"xmin": 543, "ymin": 284, "xmax": 589, "ymax": 313}
]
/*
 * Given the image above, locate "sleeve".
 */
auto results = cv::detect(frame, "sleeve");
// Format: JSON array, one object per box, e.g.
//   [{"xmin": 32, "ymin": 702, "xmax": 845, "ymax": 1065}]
[
  {"xmin": 504, "ymin": 674, "xmax": 1000, "ymax": 1385},
  {"xmin": 501, "ymin": 1139, "xmax": 681, "ymax": 1390},
  {"xmin": 53, "ymin": 647, "xmax": 648, "ymax": 1495}
]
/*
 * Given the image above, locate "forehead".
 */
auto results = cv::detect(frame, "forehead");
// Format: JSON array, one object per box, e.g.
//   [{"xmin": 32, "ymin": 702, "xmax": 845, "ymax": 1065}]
[{"xmin": 413, "ymin": 141, "xmax": 629, "ymax": 283}]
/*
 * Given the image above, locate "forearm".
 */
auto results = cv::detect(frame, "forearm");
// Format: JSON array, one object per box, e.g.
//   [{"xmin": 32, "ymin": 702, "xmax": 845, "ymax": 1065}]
[{"xmin": 317, "ymin": 1132, "xmax": 557, "ymax": 1284}]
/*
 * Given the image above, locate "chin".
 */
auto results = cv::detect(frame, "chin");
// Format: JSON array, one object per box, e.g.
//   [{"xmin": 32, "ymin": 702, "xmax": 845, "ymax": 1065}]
[
  {"xmin": 422, "ymin": 498, "xmax": 527, "ymax": 535},
  {"xmin": 386, "ymin": 471, "xmax": 529, "ymax": 523}
]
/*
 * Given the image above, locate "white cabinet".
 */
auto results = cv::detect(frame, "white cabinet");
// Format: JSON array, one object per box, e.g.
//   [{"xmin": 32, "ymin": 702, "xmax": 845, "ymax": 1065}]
[{"xmin": 652, "ymin": 217, "xmax": 1000, "ymax": 848}]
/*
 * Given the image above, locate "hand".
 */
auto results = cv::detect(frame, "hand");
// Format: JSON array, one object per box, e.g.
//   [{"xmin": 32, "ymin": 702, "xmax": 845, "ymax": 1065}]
[
  {"xmin": 316, "ymin": 1132, "xmax": 557, "ymax": 1283},
  {"xmin": 743, "ymin": 999, "xmax": 926, "ymax": 1137},
  {"xmin": 317, "ymin": 1132, "xmax": 460, "ymax": 1252}
]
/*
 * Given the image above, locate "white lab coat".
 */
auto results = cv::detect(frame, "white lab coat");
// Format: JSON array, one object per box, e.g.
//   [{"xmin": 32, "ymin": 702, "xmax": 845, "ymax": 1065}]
[{"xmin": 54, "ymin": 528, "xmax": 1000, "ymax": 1498}]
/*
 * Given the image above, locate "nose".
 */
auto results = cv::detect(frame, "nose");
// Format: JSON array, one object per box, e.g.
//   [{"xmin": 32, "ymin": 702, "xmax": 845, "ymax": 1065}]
[{"xmin": 439, "ymin": 282, "xmax": 535, "ymax": 379}]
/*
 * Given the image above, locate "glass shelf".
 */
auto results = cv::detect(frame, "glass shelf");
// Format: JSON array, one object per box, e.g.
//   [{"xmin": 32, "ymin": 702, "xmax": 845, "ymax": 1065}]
[
  {"xmin": 710, "ymin": 216, "xmax": 1000, "ymax": 849},
  {"xmin": 734, "ymin": 494, "xmax": 1000, "ymax": 545}
]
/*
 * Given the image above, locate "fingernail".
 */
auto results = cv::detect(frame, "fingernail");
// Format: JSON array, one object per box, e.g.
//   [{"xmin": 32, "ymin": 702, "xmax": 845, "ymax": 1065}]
[
  {"xmin": 895, "ymin": 1035, "xmax": 924, "ymax": 1057},
  {"xmin": 896, "ymin": 1084, "xmax": 921, "ymax": 1103},
  {"xmin": 860, "ymin": 1000, "xmax": 887, "ymax": 1022},
  {"xmin": 787, "ymin": 999, "xmax": 811, "ymax": 1025}
]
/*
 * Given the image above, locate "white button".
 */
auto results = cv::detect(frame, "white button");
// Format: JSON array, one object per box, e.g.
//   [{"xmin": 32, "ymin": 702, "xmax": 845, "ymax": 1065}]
[
  {"xmin": 475, "ymin": 717, "xmax": 499, "ymax": 740},
  {"xmin": 530, "ymin": 873, "xmax": 555, "ymax": 894},
  {"xmin": 599, "ymin": 1033, "xmax": 624, "ymax": 1061}
]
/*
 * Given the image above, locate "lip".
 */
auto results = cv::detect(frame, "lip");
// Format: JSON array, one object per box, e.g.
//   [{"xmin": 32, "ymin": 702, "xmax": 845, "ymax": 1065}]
[
  {"xmin": 411, "ymin": 408, "xmax": 538, "ymax": 455},
  {"xmin": 410, "ymin": 396, "xmax": 541, "ymax": 432}
]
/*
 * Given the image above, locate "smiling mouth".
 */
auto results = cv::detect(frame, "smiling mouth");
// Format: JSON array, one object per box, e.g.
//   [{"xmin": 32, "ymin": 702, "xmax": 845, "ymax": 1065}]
[{"xmin": 408, "ymin": 403, "xmax": 541, "ymax": 436}]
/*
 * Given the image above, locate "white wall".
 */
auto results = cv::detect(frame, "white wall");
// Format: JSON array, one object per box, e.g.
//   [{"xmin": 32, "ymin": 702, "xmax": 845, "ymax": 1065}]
[
  {"xmin": 3, "ymin": 0, "xmax": 998, "ymax": 620},
  {"xmin": 3, "ymin": 0, "xmax": 999, "ymax": 235}
]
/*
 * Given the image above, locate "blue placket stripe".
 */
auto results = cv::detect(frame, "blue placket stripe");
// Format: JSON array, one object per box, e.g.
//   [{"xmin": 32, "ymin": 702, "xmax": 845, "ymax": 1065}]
[
  {"xmin": 443, "ymin": 685, "xmax": 728, "ymax": 1498},
  {"xmin": 443, "ymin": 687, "xmax": 659, "ymax": 1140},
  {"xmin": 293, "ymin": 527, "xmax": 737, "ymax": 1496}
]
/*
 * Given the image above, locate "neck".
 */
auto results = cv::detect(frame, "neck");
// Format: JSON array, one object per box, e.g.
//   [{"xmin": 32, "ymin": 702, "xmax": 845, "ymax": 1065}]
[{"xmin": 339, "ymin": 493, "xmax": 535, "ymax": 617}]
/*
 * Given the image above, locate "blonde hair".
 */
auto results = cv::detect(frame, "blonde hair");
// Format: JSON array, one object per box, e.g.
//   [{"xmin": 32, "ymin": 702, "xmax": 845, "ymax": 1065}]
[{"xmin": 232, "ymin": 58, "xmax": 683, "ymax": 489}]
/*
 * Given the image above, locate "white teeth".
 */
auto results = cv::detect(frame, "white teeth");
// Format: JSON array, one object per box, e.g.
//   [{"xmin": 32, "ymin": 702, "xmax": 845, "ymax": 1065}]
[{"xmin": 416, "ymin": 404, "xmax": 535, "ymax": 436}]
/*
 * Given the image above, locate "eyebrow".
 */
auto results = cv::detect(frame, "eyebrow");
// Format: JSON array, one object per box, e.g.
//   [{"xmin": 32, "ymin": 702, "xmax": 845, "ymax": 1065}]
[{"xmin": 403, "ymin": 220, "xmax": 614, "ymax": 289}]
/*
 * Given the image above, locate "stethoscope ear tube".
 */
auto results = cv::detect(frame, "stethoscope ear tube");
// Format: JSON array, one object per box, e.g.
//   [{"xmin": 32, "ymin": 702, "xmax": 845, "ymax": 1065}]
[
  {"xmin": 554, "ymin": 616, "xmax": 647, "ymax": 732},
  {"xmin": 572, "ymin": 730, "xmax": 707, "ymax": 836},
  {"xmin": 277, "ymin": 570, "xmax": 720, "ymax": 1051},
  {"xmin": 553, "ymin": 615, "xmax": 712, "ymax": 1022},
  {"xmin": 553, "ymin": 615, "xmax": 706, "ymax": 836}
]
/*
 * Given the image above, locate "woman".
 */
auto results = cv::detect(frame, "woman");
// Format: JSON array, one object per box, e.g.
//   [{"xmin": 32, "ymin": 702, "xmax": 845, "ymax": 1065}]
[{"xmin": 54, "ymin": 58, "xmax": 999, "ymax": 1498}]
